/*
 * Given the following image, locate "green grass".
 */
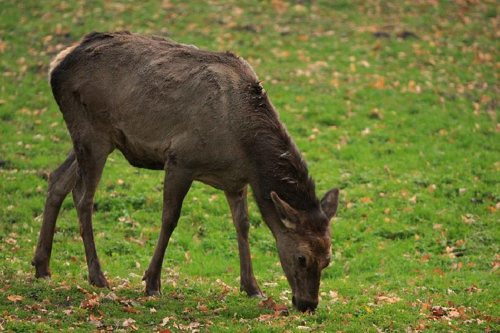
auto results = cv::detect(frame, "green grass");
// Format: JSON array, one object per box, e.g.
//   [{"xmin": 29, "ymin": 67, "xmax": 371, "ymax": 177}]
[{"xmin": 0, "ymin": 0, "xmax": 498, "ymax": 331}]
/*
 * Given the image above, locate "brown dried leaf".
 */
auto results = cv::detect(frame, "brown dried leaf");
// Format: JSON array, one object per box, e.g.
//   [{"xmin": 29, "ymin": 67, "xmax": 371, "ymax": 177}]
[
  {"xmin": 6, "ymin": 238, "xmax": 17, "ymax": 245},
  {"xmin": 371, "ymin": 77, "xmax": 385, "ymax": 89},
  {"xmin": 420, "ymin": 253, "xmax": 430, "ymax": 262},
  {"xmin": 55, "ymin": 285, "xmax": 71, "ymax": 291},
  {"xmin": 492, "ymin": 262, "xmax": 500, "ymax": 272},
  {"xmin": 89, "ymin": 313, "xmax": 103, "ymax": 328},
  {"xmin": 122, "ymin": 306, "xmax": 141, "ymax": 314},
  {"xmin": 160, "ymin": 317, "xmax": 170, "ymax": 327},
  {"xmin": 122, "ymin": 318, "xmax": 136, "ymax": 327},
  {"xmin": 258, "ymin": 297, "xmax": 278, "ymax": 310},
  {"xmin": 80, "ymin": 293, "xmax": 100, "ymax": 310},
  {"xmin": 374, "ymin": 295, "xmax": 401, "ymax": 304},
  {"xmin": 76, "ymin": 285, "xmax": 89, "ymax": 294},
  {"xmin": 63, "ymin": 309, "xmax": 74, "ymax": 315},
  {"xmin": 258, "ymin": 297, "xmax": 289, "ymax": 316},
  {"xmin": 174, "ymin": 322, "xmax": 201, "ymax": 330},
  {"xmin": 197, "ymin": 304, "xmax": 209, "ymax": 312},
  {"xmin": 7, "ymin": 295, "xmax": 23, "ymax": 302}
]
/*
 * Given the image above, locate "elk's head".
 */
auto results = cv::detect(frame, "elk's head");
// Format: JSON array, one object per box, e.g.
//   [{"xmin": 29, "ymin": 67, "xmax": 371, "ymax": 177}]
[{"xmin": 271, "ymin": 188, "xmax": 339, "ymax": 312}]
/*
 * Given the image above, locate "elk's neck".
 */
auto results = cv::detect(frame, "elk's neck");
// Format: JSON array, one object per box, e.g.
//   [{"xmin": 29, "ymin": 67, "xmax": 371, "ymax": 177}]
[
  {"xmin": 243, "ymin": 125, "xmax": 318, "ymax": 215},
  {"xmin": 239, "ymin": 83, "xmax": 319, "ymax": 231},
  {"xmin": 248, "ymin": 147, "xmax": 318, "ymax": 209}
]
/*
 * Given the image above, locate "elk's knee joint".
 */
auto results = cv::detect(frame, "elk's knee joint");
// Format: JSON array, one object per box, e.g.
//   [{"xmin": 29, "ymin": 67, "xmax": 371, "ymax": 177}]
[{"xmin": 76, "ymin": 197, "xmax": 94, "ymax": 212}]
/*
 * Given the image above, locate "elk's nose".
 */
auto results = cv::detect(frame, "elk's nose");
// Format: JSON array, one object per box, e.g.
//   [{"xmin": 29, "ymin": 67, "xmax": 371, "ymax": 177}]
[{"xmin": 292, "ymin": 296, "xmax": 318, "ymax": 312}]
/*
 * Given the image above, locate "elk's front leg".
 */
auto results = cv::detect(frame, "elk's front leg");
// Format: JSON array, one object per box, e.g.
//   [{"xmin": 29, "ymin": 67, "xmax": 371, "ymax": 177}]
[
  {"xmin": 225, "ymin": 187, "xmax": 264, "ymax": 298},
  {"xmin": 143, "ymin": 169, "xmax": 193, "ymax": 295}
]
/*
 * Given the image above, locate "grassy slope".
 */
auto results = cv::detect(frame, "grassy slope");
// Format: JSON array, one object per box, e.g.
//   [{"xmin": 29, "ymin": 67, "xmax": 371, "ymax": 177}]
[{"xmin": 0, "ymin": 0, "xmax": 498, "ymax": 331}]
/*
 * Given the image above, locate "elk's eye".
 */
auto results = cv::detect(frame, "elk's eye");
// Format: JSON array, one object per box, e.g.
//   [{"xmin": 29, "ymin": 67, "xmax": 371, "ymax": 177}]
[{"xmin": 298, "ymin": 255, "xmax": 306, "ymax": 266}]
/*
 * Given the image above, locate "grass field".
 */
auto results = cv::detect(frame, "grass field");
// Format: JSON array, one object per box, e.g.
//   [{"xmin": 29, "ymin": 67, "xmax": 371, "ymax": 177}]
[{"xmin": 0, "ymin": 0, "xmax": 498, "ymax": 331}]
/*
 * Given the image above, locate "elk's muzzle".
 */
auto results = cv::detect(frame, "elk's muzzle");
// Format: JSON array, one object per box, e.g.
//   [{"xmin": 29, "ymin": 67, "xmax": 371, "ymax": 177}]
[{"xmin": 292, "ymin": 295, "xmax": 318, "ymax": 312}]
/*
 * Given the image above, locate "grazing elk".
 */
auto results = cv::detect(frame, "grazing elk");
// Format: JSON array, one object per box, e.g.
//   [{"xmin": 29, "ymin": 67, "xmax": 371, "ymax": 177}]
[{"xmin": 32, "ymin": 31, "xmax": 340, "ymax": 312}]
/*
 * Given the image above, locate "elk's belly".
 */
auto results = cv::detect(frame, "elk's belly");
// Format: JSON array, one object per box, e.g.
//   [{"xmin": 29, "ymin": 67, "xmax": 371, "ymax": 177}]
[
  {"xmin": 112, "ymin": 126, "xmax": 250, "ymax": 192},
  {"xmin": 117, "ymin": 147, "xmax": 166, "ymax": 170},
  {"xmin": 195, "ymin": 173, "xmax": 248, "ymax": 193}
]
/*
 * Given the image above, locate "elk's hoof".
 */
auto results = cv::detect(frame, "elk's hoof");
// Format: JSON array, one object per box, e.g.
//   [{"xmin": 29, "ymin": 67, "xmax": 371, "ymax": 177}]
[
  {"xmin": 89, "ymin": 273, "xmax": 109, "ymax": 288},
  {"xmin": 34, "ymin": 271, "xmax": 51, "ymax": 279},
  {"xmin": 241, "ymin": 283, "xmax": 265, "ymax": 299},
  {"xmin": 32, "ymin": 260, "xmax": 51, "ymax": 279},
  {"xmin": 143, "ymin": 270, "xmax": 162, "ymax": 296},
  {"xmin": 250, "ymin": 292, "xmax": 266, "ymax": 299},
  {"xmin": 145, "ymin": 289, "xmax": 162, "ymax": 296}
]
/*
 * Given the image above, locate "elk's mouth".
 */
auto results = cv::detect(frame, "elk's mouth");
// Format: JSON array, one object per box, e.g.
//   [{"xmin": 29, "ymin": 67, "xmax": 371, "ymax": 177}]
[{"xmin": 292, "ymin": 295, "xmax": 318, "ymax": 313}]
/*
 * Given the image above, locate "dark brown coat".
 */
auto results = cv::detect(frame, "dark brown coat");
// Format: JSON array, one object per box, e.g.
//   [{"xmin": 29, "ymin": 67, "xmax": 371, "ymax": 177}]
[{"xmin": 32, "ymin": 31, "xmax": 339, "ymax": 312}]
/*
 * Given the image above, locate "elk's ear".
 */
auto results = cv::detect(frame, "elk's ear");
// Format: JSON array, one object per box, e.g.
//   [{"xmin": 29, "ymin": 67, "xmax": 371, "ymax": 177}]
[
  {"xmin": 321, "ymin": 188, "xmax": 340, "ymax": 221},
  {"xmin": 271, "ymin": 191, "xmax": 299, "ymax": 230}
]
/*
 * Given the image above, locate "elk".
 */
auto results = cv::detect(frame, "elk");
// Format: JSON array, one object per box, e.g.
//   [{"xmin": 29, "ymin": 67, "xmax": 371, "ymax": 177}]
[{"xmin": 32, "ymin": 31, "xmax": 340, "ymax": 312}]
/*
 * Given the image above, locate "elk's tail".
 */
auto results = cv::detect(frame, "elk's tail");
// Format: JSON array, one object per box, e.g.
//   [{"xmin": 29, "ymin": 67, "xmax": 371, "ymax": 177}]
[{"xmin": 48, "ymin": 44, "xmax": 79, "ymax": 82}]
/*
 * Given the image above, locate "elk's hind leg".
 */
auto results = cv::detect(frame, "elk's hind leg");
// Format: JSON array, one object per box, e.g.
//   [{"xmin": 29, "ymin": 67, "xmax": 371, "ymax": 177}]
[
  {"xmin": 72, "ymin": 140, "xmax": 113, "ymax": 288},
  {"xmin": 32, "ymin": 150, "xmax": 79, "ymax": 278}
]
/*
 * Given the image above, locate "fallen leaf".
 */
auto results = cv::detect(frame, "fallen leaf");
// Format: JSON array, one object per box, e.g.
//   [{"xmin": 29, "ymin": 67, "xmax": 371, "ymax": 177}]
[
  {"xmin": 371, "ymin": 77, "xmax": 385, "ymax": 89},
  {"xmin": 159, "ymin": 317, "xmax": 170, "ymax": 327},
  {"xmin": 7, "ymin": 295, "xmax": 23, "ymax": 302},
  {"xmin": 174, "ymin": 322, "xmax": 201, "ymax": 330},
  {"xmin": 6, "ymin": 238, "xmax": 17, "ymax": 245},
  {"xmin": 80, "ymin": 294, "xmax": 100, "ymax": 310},
  {"xmin": 361, "ymin": 197, "xmax": 373, "ymax": 203},
  {"xmin": 122, "ymin": 306, "xmax": 141, "ymax": 314},
  {"xmin": 369, "ymin": 108, "xmax": 383, "ymax": 119},
  {"xmin": 54, "ymin": 285, "xmax": 71, "ymax": 291},
  {"xmin": 197, "ymin": 304, "xmax": 209, "ymax": 312},
  {"xmin": 374, "ymin": 295, "xmax": 401, "ymax": 304},
  {"xmin": 76, "ymin": 285, "xmax": 89, "ymax": 294},
  {"xmin": 258, "ymin": 297, "xmax": 289, "ymax": 316},
  {"xmin": 259, "ymin": 297, "xmax": 278, "ymax": 310},
  {"xmin": 104, "ymin": 292, "xmax": 118, "ymax": 301},
  {"xmin": 213, "ymin": 306, "xmax": 229, "ymax": 314},
  {"xmin": 461, "ymin": 214, "xmax": 475, "ymax": 224},
  {"xmin": 492, "ymin": 261, "xmax": 500, "ymax": 272},
  {"xmin": 89, "ymin": 313, "xmax": 103, "ymax": 328},
  {"xmin": 122, "ymin": 318, "xmax": 136, "ymax": 327},
  {"xmin": 420, "ymin": 254, "xmax": 430, "ymax": 262},
  {"xmin": 465, "ymin": 285, "xmax": 482, "ymax": 293}
]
